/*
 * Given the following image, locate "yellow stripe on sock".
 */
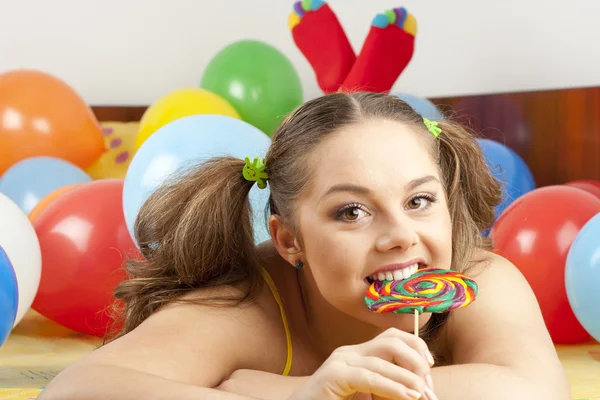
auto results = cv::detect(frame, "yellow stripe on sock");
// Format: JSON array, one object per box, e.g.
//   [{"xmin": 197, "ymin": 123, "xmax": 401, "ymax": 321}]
[
  {"xmin": 404, "ymin": 13, "xmax": 418, "ymax": 36},
  {"xmin": 288, "ymin": 12, "xmax": 301, "ymax": 30}
]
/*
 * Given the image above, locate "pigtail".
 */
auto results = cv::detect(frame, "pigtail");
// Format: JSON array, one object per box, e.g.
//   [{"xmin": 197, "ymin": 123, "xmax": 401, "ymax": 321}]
[
  {"xmin": 417, "ymin": 120, "xmax": 503, "ymax": 345},
  {"xmin": 435, "ymin": 120, "xmax": 503, "ymax": 270},
  {"xmin": 110, "ymin": 156, "xmax": 264, "ymax": 339}
]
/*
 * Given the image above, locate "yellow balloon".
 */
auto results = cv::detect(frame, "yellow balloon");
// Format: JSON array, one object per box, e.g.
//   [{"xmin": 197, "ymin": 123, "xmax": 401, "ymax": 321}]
[
  {"xmin": 135, "ymin": 88, "xmax": 240, "ymax": 149},
  {"xmin": 86, "ymin": 122, "xmax": 139, "ymax": 179}
]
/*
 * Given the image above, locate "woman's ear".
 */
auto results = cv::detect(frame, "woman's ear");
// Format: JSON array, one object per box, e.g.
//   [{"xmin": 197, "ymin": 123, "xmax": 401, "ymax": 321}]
[{"xmin": 269, "ymin": 215, "xmax": 303, "ymax": 266}]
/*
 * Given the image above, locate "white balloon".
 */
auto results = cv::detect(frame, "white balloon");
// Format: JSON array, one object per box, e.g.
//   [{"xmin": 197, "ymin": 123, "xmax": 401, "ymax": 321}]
[{"xmin": 0, "ymin": 193, "xmax": 42, "ymax": 327}]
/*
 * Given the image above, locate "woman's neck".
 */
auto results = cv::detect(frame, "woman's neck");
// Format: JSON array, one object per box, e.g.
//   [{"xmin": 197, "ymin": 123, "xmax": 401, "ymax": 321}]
[{"xmin": 256, "ymin": 242, "xmax": 378, "ymax": 359}]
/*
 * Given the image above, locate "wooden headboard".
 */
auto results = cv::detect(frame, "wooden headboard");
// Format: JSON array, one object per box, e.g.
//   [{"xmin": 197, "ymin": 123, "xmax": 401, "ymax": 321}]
[{"xmin": 91, "ymin": 86, "xmax": 600, "ymax": 187}]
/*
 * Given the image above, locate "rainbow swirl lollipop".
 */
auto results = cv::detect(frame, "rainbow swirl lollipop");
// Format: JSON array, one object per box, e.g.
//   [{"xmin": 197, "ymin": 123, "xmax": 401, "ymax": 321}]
[{"xmin": 365, "ymin": 268, "xmax": 478, "ymax": 314}]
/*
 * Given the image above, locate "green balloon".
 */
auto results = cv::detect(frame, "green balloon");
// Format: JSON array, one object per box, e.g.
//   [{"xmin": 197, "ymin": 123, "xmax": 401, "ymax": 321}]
[{"xmin": 200, "ymin": 40, "xmax": 303, "ymax": 136}]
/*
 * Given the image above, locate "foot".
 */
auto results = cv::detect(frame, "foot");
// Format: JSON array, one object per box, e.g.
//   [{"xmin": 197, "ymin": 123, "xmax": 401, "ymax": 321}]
[
  {"xmin": 341, "ymin": 7, "xmax": 417, "ymax": 93},
  {"xmin": 289, "ymin": 0, "xmax": 356, "ymax": 93}
]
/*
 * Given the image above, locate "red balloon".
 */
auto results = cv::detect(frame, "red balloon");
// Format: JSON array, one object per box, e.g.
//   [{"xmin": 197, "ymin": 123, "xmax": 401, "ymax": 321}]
[
  {"xmin": 32, "ymin": 179, "xmax": 140, "ymax": 337},
  {"xmin": 491, "ymin": 185, "xmax": 600, "ymax": 344},
  {"xmin": 564, "ymin": 179, "xmax": 600, "ymax": 200}
]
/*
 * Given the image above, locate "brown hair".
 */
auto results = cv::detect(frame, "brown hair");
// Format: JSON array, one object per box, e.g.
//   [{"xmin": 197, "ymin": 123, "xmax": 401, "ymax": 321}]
[{"xmin": 109, "ymin": 92, "xmax": 502, "ymax": 340}]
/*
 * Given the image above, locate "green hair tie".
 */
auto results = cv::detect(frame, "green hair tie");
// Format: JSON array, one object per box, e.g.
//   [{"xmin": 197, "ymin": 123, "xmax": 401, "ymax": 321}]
[
  {"xmin": 242, "ymin": 156, "xmax": 268, "ymax": 189},
  {"xmin": 423, "ymin": 117, "xmax": 442, "ymax": 138}
]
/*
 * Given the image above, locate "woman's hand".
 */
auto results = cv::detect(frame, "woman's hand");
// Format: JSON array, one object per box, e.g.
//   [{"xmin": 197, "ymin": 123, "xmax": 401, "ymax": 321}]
[{"xmin": 287, "ymin": 328, "xmax": 437, "ymax": 400}]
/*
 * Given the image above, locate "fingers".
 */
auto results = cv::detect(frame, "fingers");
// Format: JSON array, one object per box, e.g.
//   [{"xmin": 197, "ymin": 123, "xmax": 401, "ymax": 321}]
[
  {"xmin": 377, "ymin": 328, "xmax": 435, "ymax": 366},
  {"xmin": 325, "ymin": 328, "xmax": 438, "ymax": 400},
  {"xmin": 345, "ymin": 355, "xmax": 426, "ymax": 395},
  {"xmin": 343, "ymin": 365, "xmax": 424, "ymax": 400},
  {"xmin": 355, "ymin": 336, "xmax": 431, "ymax": 380}
]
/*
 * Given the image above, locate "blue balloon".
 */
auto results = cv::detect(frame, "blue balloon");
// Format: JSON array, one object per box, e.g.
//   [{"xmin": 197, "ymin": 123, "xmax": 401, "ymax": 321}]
[
  {"xmin": 565, "ymin": 213, "xmax": 600, "ymax": 342},
  {"xmin": 0, "ymin": 156, "xmax": 92, "ymax": 216},
  {"xmin": 123, "ymin": 114, "xmax": 272, "ymax": 246},
  {"xmin": 0, "ymin": 245, "xmax": 18, "ymax": 346},
  {"xmin": 477, "ymin": 139, "xmax": 536, "ymax": 218},
  {"xmin": 393, "ymin": 93, "xmax": 444, "ymax": 120}
]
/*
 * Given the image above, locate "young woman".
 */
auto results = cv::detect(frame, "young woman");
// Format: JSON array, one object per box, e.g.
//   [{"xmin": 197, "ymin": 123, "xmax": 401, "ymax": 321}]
[{"xmin": 38, "ymin": 92, "xmax": 570, "ymax": 400}]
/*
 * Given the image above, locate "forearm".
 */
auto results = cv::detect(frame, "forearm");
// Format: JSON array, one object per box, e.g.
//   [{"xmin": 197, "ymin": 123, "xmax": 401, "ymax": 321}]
[
  {"xmin": 431, "ymin": 363, "xmax": 570, "ymax": 400},
  {"xmin": 37, "ymin": 364, "xmax": 260, "ymax": 400},
  {"xmin": 217, "ymin": 369, "xmax": 308, "ymax": 400}
]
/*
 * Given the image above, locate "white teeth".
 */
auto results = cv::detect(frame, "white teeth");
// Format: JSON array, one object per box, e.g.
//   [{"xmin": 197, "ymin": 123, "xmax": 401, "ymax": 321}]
[
  {"xmin": 368, "ymin": 263, "xmax": 420, "ymax": 282},
  {"xmin": 408, "ymin": 264, "xmax": 418, "ymax": 276}
]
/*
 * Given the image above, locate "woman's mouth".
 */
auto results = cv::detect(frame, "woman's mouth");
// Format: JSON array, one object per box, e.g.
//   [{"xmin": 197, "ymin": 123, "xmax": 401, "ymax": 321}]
[{"xmin": 364, "ymin": 262, "xmax": 425, "ymax": 284}]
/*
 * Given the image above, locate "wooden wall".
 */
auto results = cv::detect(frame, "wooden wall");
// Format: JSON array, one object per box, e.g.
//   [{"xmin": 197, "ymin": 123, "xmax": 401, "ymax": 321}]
[
  {"xmin": 431, "ymin": 87, "xmax": 600, "ymax": 187},
  {"xmin": 91, "ymin": 86, "xmax": 600, "ymax": 187}
]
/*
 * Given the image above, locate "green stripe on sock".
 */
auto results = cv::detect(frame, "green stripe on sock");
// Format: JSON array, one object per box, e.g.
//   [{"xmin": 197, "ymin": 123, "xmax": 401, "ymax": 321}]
[{"xmin": 384, "ymin": 9, "xmax": 396, "ymax": 24}]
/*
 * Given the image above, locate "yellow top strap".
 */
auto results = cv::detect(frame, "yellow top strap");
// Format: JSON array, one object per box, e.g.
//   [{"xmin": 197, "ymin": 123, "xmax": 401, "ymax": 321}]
[{"xmin": 260, "ymin": 268, "xmax": 293, "ymax": 376}]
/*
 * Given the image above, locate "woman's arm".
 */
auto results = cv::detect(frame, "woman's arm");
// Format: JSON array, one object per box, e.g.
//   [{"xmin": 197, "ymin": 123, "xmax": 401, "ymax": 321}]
[
  {"xmin": 428, "ymin": 363, "xmax": 562, "ymax": 400},
  {"xmin": 38, "ymin": 286, "xmax": 291, "ymax": 400},
  {"xmin": 217, "ymin": 370, "xmax": 309, "ymax": 400},
  {"xmin": 37, "ymin": 363, "xmax": 261, "ymax": 400},
  {"xmin": 430, "ymin": 253, "xmax": 571, "ymax": 400}
]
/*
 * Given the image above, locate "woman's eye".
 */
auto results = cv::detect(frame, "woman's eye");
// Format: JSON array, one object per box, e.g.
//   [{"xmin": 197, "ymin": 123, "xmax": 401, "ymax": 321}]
[
  {"xmin": 407, "ymin": 197, "xmax": 425, "ymax": 210},
  {"xmin": 343, "ymin": 207, "xmax": 362, "ymax": 221},
  {"xmin": 336, "ymin": 204, "xmax": 369, "ymax": 222},
  {"xmin": 406, "ymin": 194, "xmax": 436, "ymax": 210}
]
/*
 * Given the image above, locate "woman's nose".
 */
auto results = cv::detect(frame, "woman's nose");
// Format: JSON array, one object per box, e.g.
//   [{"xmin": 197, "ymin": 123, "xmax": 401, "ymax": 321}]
[{"xmin": 374, "ymin": 215, "xmax": 418, "ymax": 253}]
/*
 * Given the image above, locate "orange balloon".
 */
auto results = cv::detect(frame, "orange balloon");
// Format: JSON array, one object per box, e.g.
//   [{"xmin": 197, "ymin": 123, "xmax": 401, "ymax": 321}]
[
  {"xmin": 0, "ymin": 69, "xmax": 106, "ymax": 175},
  {"xmin": 28, "ymin": 184, "xmax": 79, "ymax": 222}
]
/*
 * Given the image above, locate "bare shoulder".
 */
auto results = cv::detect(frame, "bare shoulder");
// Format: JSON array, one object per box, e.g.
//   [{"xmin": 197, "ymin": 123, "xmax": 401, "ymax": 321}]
[
  {"xmin": 441, "ymin": 250, "xmax": 570, "ymax": 392},
  {"xmin": 73, "ymin": 281, "xmax": 290, "ymax": 388},
  {"xmin": 444, "ymin": 249, "xmax": 553, "ymax": 356},
  {"xmin": 462, "ymin": 249, "xmax": 545, "ymax": 324}
]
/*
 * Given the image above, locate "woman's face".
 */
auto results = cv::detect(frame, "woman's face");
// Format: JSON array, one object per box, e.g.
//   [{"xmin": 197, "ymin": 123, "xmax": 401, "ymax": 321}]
[{"xmin": 295, "ymin": 119, "xmax": 453, "ymax": 329}]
